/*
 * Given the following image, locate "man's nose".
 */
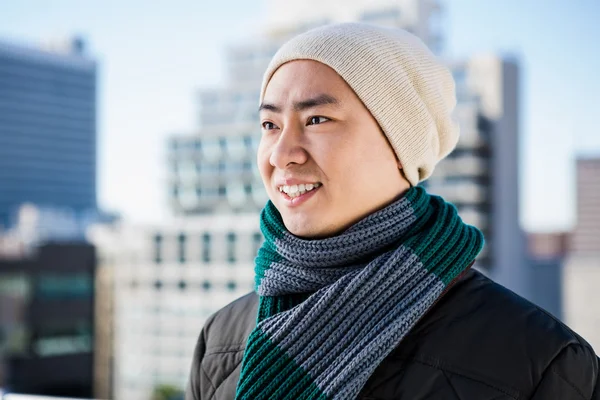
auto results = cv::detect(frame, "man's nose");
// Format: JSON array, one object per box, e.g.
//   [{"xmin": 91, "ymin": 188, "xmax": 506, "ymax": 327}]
[{"xmin": 269, "ymin": 123, "xmax": 309, "ymax": 169}]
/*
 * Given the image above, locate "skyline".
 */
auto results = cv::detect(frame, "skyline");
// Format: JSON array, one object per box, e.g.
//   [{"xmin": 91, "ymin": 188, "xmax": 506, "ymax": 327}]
[{"xmin": 0, "ymin": 0, "xmax": 599, "ymax": 232}]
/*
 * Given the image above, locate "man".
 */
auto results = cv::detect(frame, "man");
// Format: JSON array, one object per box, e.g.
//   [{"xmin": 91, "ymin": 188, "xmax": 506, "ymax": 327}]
[{"xmin": 186, "ymin": 23, "xmax": 599, "ymax": 399}]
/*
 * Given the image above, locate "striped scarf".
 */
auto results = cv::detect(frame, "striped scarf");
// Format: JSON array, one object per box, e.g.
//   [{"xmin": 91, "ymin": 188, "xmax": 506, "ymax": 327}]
[{"xmin": 235, "ymin": 186, "xmax": 484, "ymax": 399}]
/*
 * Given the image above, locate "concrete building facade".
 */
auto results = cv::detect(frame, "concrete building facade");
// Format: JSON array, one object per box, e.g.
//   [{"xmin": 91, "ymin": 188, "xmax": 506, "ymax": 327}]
[
  {"xmin": 90, "ymin": 215, "xmax": 259, "ymax": 400},
  {"xmin": 563, "ymin": 157, "xmax": 600, "ymax": 351}
]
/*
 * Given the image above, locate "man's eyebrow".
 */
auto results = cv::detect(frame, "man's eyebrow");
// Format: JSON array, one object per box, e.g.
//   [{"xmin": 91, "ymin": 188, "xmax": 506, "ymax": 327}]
[
  {"xmin": 258, "ymin": 94, "xmax": 340, "ymax": 113},
  {"xmin": 258, "ymin": 102, "xmax": 281, "ymax": 113},
  {"xmin": 293, "ymin": 94, "xmax": 340, "ymax": 112}
]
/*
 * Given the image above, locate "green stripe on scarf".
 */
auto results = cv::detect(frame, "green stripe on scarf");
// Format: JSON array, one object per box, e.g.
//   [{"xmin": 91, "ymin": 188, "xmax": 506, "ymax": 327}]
[{"xmin": 236, "ymin": 329, "xmax": 327, "ymax": 399}]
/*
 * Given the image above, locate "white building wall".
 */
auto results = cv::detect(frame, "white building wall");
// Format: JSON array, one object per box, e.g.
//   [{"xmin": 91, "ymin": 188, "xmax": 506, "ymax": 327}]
[
  {"xmin": 90, "ymin": 215, "xmax": 259, "ymax": 400},
  {"xmin": 563, "ymin": 255, "xmax": 600, "ymax": 352}
]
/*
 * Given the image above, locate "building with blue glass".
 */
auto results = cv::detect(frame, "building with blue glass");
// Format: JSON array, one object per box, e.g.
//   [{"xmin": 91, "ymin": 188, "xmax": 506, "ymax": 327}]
[{"xmin": 0, "ymin": 38, "xmax": 97, "ymax": 229}]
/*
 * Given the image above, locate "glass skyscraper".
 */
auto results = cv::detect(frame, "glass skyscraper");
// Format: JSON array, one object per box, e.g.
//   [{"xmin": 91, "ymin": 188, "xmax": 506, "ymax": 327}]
[{"xmin": 0, "ymin": 37, "xmax": 97, "ymax": 229}]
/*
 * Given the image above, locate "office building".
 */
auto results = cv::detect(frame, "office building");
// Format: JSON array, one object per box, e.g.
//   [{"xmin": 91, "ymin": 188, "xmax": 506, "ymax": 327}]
[
  {"xmin": 569, "ymin": 157, "xmax": 600, "ymax": 255},
  {"xmin": 89, "ymin": 215, "xmax": 259, "ymax": 400},
  {"xmin": 563, "ymin": 157, "xmax": 600, "ymax": 351},
  {"xmin": 0, "ymin": 243, "xmax": 96, "ymax": 397},
  {"xmin": 526, "ymin": 231, "xmax": 569, "ymax": 319},
  {"xmin": 0, "ymin": 37, "xmax": 97, "ymax": 229},
  {"xmin": 427, "ymin": 55, "xmax": 526, "ymax": 294}
]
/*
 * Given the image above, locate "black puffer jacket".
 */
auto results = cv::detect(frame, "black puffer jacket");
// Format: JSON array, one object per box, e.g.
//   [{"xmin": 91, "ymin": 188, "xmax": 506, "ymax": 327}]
[{"xmin": 186, "ymin": 270, "xmax": 599, "ymax": 399}]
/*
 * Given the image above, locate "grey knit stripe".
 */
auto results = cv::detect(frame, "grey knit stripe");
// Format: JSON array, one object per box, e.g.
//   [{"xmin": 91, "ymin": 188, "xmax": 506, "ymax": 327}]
[
  {"xmin": 277, "ymin": 248, "xmax": 417, "ymax": 352},
  {"xmin": 298, "ymin": 255, "xmax": 428, "ymax": 375},
  {"xmin": 273, "ymin": 207, "xmax": 416, "ymax": 268},
  {"xmin": 259, "ymin": 247, "xmax": 418, "ymax": 348},
  {"xmin": 326, "ymin": 276, "xmax": 444, "ymax": 399},
  {"xmin": 259, "ymin": 267, "xmax": 366, "ymax": 338},
  {"xmin": 258, "ymin": 261, "xmax": 366, "ymax": 296},
  {"xmin": 257, "ymin": 245, "xmax": 444, "ymax": 399}
]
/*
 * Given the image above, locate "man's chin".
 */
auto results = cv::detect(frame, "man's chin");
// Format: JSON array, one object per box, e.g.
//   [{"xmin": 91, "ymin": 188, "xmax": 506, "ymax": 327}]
[
  {"xmin": 283, "ymin": 215, "xmax": 324, "ymax": 238},
  {"xmin": 283, "ymin": 216, "xmax": 345, "ymax": 239}
]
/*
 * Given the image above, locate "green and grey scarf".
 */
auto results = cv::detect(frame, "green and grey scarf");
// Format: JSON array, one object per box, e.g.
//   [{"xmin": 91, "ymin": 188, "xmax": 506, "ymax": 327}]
[{"xmin": 235, "ymin": 186, "xmax": 484, "ymax": 399}]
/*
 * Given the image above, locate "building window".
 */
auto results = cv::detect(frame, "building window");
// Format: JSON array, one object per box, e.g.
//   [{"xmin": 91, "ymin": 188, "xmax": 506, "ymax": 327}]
[
  {"xmin": 202, "ymin": 139, "xmax": 222, "ymax": 161},
  {"xmin": 154, "ymin": 280, "xmax": 163, "ymax": 290},
  {"xmin": 154, "ymin": 234, "xmax": 162, "ymax": 264},
  {"xmin": 202, "ymin": 281, "xmax": 212, "ymax": 291},
  {"xmin": 218, "ymin": 185, "xmax": 227, "ymax": 196},
  {"xmin": 202, "ymin": 233, "xmax": 211, "ymax": 263},
  {"xmin": 178, "ymin": 280, "xmax": 187, "ymax": 291},
  {"xmin": 226, "ymin": 281, "xmax": 237, "ymax": 292},
  {"xmin": 226, "ymin": 232, "xmax": 237, "ymax": 263},
  {"xmin": 179, "ymin": 185, "xmax": 198, "ymax": 209},
  {"xmin": 198, "ymin": 161, "xmax": 220, "ymax": 175},
  {"xmin": 32, "ymin": 321, "xmax": 93, "ymax": 357},
  {"xmin": 178, "ymin": 233, "xmax": 186, "ymax": 264},
  {"xmin": 36, "ymin": 273, "xmax": 92, "ymax": 299}
]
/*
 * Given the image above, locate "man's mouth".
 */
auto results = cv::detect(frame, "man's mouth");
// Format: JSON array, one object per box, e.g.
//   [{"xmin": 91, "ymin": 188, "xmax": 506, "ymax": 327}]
[{"xmin": 278, "ymin": 182, "xmax": 322, "ymax": 199}]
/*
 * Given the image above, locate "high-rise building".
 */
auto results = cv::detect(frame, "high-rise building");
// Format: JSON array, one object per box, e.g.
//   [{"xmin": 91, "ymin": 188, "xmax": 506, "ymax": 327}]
[
  {"xmin": 0, "ymin": 37, "xmax": 97, "ymax": 229},
  {"xmin": 427, "ymin": 55, "xmax": 526, "ymax": 294},
  {"xmin": 92, "ymin": 231, "xmax": 115, "ymax": 400},
  {"xmin": 89, "ymin": 215, "xmax": 259, "ymax": 400},
  {"xmin": 563, "ymin": 157, "xmax": 600, "ymax": 351},
  {"xmin": 570, "ymin": 157, "xmax": 600, "ymax": 255},
  {"xmin": 0, "ymin": 243, "xmax": 96, "ymax": 397},
  {"xmin": 526, "ymin": 231, "xmax": 569, "ymax": 319}
]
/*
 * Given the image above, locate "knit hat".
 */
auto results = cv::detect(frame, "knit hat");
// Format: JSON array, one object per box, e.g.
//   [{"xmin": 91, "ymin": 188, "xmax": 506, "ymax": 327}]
[{"xmin": 260, "ymin": 22, "xmax": 459, "ymax": 186}]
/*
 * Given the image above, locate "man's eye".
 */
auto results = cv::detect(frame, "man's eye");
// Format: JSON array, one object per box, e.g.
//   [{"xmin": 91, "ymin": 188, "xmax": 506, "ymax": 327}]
[
  {"xmin": 262, "ymin": 121, "xmax": 277, "ymax": 130},
  {"xmin": 307, "ymin": 116, "xmax": 330, "ymax": 125}
]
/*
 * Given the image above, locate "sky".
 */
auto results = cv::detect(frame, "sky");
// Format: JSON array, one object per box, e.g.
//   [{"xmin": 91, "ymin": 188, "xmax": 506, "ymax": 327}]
[{"xmin": 0, "ymin": 0, "xmax": 599, "ymax": 232}]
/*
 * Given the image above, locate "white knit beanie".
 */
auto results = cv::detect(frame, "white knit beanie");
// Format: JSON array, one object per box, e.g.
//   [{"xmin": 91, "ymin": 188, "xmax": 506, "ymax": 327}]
[{"xmin": 260, "ymin": 22, "xmax": 459, "ymax": 186}]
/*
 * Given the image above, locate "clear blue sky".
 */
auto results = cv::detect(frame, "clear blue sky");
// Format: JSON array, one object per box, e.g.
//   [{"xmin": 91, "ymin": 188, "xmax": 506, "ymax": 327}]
[{"xmin": 1, "ymin": 0, "xmax": 598, "ymax": 232}]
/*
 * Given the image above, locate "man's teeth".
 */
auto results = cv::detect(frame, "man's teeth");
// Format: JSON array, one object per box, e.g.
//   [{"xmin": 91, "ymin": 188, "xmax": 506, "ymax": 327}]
[{"xmin": 279, "ymin": 183, "xmax": 321, "ymax": 198}]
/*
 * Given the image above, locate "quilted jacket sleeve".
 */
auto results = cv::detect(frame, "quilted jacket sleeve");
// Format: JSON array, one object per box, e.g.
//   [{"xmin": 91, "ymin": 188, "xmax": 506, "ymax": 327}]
[
  {"xmin": 185, "ymin": 326, "xmax": 209, "ymax": 400},
  {"xmin": 530, "ymin": 344, "xmax": 599, "ymax": 399}
]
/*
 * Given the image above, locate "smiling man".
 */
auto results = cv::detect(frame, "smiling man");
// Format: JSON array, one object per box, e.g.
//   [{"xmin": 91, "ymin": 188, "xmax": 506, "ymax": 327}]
[{"xmin": 186, "ymin": 23, "xmax": 598, "ymax": 400}]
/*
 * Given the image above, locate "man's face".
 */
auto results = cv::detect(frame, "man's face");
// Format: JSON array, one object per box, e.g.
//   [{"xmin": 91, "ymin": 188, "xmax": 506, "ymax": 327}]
[{"xmin": 258, "ymin": 60, "xmax": 410, "ymax": 238}]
